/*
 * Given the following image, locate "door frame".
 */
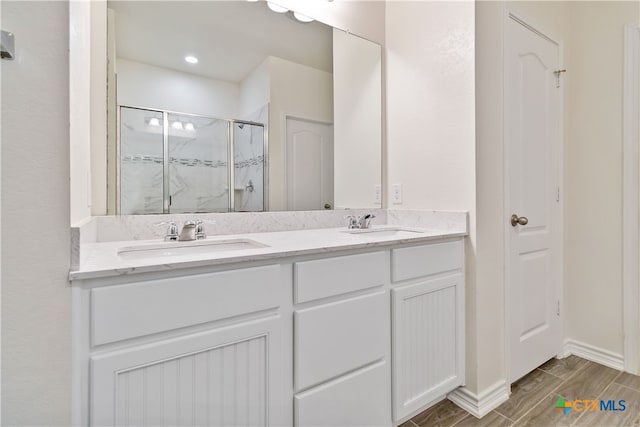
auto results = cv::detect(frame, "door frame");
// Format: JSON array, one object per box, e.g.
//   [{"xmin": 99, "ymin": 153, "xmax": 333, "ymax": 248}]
[
  {"xmin": 284, "ymin": 115, "xmax": 334, "ymax": 211},
  {"xmin": 503, "ymin": 11, "xmax": 565, "ymax": 384},
  {"xmin": 623, "ymin": 21, "xmax": 640, "ymax": 375}
]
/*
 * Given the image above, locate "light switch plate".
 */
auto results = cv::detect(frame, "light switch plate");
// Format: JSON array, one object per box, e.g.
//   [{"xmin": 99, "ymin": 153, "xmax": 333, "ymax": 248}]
[
  {"xmin": 374, "ymin": 185, "xmax": 382, "ymax": 204},
  {"xmin": 392, "ymin": 184, "xmax": 402, "ymax": 204}
]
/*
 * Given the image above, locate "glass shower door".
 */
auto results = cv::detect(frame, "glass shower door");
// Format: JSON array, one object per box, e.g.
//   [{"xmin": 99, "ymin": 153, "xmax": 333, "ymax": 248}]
[
  {"xmin": 120, "ymin": 107, "xmax": 165, "ymax": 214},
  {"xmin": 167, "ymin": 113, "xmax": 229, "ymax": 213},
  {"xmin": 233, "ymin": 122, "xmax": 265, "ymax": 212}
]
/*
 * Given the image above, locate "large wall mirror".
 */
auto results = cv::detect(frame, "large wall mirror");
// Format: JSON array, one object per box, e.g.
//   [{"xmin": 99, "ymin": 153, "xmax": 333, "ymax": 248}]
[{"xmin": 105, "ymin": 1, "xmax": 382, "ymax": 215}]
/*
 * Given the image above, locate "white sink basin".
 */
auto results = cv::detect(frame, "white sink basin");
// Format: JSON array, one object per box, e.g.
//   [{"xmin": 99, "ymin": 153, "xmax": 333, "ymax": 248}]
[
  {"xmin": 118, "ymin": 239, "xmax": 269, "ymax": 260},
  {"xmin": 341, "ymin": 227, "xmax": 426, "ymax": 238}
]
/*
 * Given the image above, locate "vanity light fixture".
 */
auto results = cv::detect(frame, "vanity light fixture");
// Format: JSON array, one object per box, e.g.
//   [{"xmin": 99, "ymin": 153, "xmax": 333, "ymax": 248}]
[
  {"xmin": 184, "ymin": 55, "xmax": 199, "ymax": 64},
  {"xmin": 171, "ymin": 121, "xmax": 184, "ymax": 130},
  {"xmin": 293, "ymin": 11, "xmax": 314, "ymax": 23},
  {"xmin": 267, "ymin": 2, "xmax": 288, "ymax": 13},
  {"xmin": 184, "ymin": 122, "xmax": 195, "ymax": 131},
  {"xmin": 148, "ymin": 117, "xmax": 160, "ymax": 127}
]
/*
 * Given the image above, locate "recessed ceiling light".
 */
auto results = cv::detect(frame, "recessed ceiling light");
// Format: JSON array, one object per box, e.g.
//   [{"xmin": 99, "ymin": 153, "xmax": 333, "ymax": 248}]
[
  {"xmin": 293, "ymin": 11, "xmax": 314, "ymax": 23},
  {"xmin": 148, "ymin": 117, "xmax": 160, "ymax": 127},
  {"xmin": 267, "ymin": 2, "xmax": 288, "ymax": 13},
  {"xmin": 184, "ymin": 123, "xmax": 195, "ymax": 131},
  {"xmin": 184, "ymin": 55, "xmax": 198, "ymax": 64},
  {"xmin": 171, "ymin": 121, "xmax": 184, "ymax": 130}
]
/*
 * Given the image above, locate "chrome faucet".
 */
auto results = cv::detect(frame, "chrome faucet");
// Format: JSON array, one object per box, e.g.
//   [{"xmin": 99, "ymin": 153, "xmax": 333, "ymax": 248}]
[
  {"xmin": 179, "ymin": 220, "xmax": 198, "ymax": 241},
  {"xmin": 157, "ymin": 219, "xmax": 213, "ymax": 241},
  {"xmin": 346, "ymin": 213, "xmax": 376, "ymax": 229}
]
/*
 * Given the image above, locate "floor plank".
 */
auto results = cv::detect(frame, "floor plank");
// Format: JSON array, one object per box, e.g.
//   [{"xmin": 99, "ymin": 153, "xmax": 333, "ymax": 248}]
[
  {"xmin": 512, "ymin": 393, "xmax": 576, "ymax": 427},
  {"xmin": 452, "ymin": 411, "xmax": 513, "ymax": 427},
  {"xmin": 538, "ymin": 356, "xmax": 590, "ymax": 380},
  {"xmin": 614, "ymin": 371, "xmax": 640, "ymax": 393},
  {"xmin": 494, "ymin": 369, "xmax": 563, "ymax": 421},
  {"xmin": 411, "ymin": 399, "xmax": 469, "ymax": 427},
  {"xmin": 554, "ymin": 362, "xmax": 620, "ymax": 401},
  {"xmin": 572, "ymin": 383, "xmax": 640, "ymax": 426}
]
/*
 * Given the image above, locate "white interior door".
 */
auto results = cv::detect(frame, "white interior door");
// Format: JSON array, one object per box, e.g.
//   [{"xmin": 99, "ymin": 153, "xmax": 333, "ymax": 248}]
[
  {"xmin": 286, "ymin": 117, "xmax": 333, "ymax": 211},
  {"xmin": 506, "ymin": 15, "xmax": 562, "ymax": 383}
]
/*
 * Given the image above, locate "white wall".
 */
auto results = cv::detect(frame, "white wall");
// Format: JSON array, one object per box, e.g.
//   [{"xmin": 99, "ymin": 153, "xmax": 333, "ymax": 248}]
[
  {"xmin": 117, "ymin": 58, "xmax": 241, "ymax": 119},
  {"xmin": 267, "ymin": 56, "xmax": 333, "ymax": 211},
  {"xmin": 69, "ymin": 0, "xmax": 92, "ymax": 224},
  {"xmin": 90, "ymin": 1, "xmax": 107, "ymax": 219},
  {"xmin": 566, "ymin": 1, "xmax": 639, "ymax": 357},
  {"xmin": 333, "ymin": 28, "xmax": 382, "ymax": 209},
  {"xmin": 386, "ymin": 0, "xmax": 477, "ymax": 389},
  {"xmin": 1, "ymin": 1, "xmax": 71, "ymax": 424},
  {"xmin": 239, "ymin": 59, "xmax": 270, "ymax": 118},
  {"xmin": 274, "ymin": 0, "xmax": 385, "ymax": 46}
]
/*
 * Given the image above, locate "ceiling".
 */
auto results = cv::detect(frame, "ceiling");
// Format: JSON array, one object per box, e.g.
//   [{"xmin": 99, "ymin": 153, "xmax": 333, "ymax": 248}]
[{"xmin": 110, "ymin": 1, "xmax": 333, "ymax": 83}]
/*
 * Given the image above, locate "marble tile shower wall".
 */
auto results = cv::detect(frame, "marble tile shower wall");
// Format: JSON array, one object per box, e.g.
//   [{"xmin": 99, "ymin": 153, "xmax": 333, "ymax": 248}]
[
  {"xmin": 233, "ymin": 105, "xmax": 268, "ymax": 212},
  {"xmin": 168, "ymin": 115, "xmax": 229, "ymax": 214}
]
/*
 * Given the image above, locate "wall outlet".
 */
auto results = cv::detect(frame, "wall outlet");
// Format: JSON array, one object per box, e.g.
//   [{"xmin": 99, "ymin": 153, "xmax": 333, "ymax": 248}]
[
  {"xmin": 392, "ymin": 184, "xmax": 403, "ymax": 204},
  {"xmin": 374, "ymin": 185, "xmax": 382, "ymax": 204}
]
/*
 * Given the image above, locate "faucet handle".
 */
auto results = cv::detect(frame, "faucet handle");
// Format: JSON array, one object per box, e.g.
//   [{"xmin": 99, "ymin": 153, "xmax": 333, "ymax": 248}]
[
  {"xmin": 194, "ymin": 219, "xmax": 215, "ymax": 240},
  {"xmin": 155, "ymin": 221, "xmax": 178, "ymax": 241},
  {"xmin": 344, "ymin": 215, "xmax": 358, "ymax": 229}
]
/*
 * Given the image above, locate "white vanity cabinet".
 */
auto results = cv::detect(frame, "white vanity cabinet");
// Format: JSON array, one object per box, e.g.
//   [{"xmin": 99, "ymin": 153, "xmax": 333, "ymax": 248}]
[
  {"xmin": 72, "ymin": 236, "xmax": 465, "ymax": 427},
  {"xmin": 292, "ymin": 251, "xmax": 392, "ymax": 427},
  {"xmin": 391, "ymin": 240, "xmax": 465, "ymax": 422},
  {"xmin": 73, "ymin": 264, "xmax": 292, "ymax": 427}
]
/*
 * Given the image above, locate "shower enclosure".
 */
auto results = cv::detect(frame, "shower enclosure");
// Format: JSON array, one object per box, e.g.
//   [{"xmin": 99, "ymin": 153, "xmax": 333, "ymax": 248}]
[{"xmin": 118, "ymin": 106, "xmax": 267, "ymax": 214}]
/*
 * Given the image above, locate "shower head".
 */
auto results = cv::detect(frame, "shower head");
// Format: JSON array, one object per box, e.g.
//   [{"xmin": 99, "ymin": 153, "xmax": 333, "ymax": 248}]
[{"xmin": 237, "ymin": 123, "xmax": 245, "ymax": 130}]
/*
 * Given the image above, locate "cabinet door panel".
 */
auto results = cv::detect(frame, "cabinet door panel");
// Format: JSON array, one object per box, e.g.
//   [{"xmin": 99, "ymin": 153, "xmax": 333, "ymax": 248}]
[
  {"xmin": 91, "ymin": 316, "xmax": 285, "ymax": 427},
  {"xmin": 294, "ymin": 292, "xmax": 388, "ymax": 391},
  {"xmin": 392, "ymin": 273, "xmax": 465, "ymax": 421},
  {"xmin": 295, "ymin": 361, "xmax": 391, "ymax": 427}
]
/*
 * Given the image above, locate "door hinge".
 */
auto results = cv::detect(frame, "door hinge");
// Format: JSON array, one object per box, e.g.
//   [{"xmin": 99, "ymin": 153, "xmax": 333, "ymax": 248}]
[
  {"xmin": 556, "ymin": 186, "xmax": 560, "ymax": 202},
  {"xmin": 557, "ymin": 300, "xmax": 561, "ymax": 316}
]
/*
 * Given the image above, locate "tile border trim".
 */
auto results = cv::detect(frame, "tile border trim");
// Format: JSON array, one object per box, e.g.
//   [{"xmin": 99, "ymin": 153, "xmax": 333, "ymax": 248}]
[
  {"xmin": 559, "ymin": 339, "xmax": 624, "ymax": 371},
  {"xmin": 447, "ymin": 380, "xmax": 510, "ymax": 419}
]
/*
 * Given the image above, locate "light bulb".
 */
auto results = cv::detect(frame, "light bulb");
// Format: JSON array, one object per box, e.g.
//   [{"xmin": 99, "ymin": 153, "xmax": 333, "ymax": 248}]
[
  {"xmin": 148, "ymin": 117, "xmax": 160, "ymax": 127},
  {"xmin": 184, "ymin": 122, "xmax": 195, "ymax": 131},
  {"xmin": 184, "ymin": 55, "xmax": 198, "ymax": 64},
  {"xmin": 171, "ymin": 121, "xmax": 184, "ymax": 130},
  {"xmin": 267, "ymin": 2, "xmax": 288, "ymax": 13}
]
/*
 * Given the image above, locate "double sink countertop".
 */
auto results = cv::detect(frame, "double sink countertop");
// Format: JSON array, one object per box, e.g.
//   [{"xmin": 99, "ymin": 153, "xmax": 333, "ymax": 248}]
[{"xmin": 70, "ymin": 225, "xmax": 467, "ymax": 281}]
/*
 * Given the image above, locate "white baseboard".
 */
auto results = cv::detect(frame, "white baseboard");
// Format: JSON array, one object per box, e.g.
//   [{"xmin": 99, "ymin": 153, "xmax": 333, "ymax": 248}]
[
  {"xmin": 559, "ymin": 339, "xmax": 624, "ymax": 371},
  {"xmin": 447, "ymin": 380, "xmax": 510, "ymax": 419}
]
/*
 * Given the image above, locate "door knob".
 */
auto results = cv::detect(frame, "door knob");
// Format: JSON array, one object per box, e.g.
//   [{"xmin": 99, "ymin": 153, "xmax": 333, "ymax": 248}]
[
  {"xmin": 324, "ymin": 203, "xmax": 332, "ymax": 210},
  {"xmin": 511, "ymin": 214, "xmax": 529, "ymax": 227}
]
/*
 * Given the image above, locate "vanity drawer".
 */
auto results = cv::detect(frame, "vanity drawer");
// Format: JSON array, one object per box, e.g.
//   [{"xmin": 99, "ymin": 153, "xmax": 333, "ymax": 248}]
[
  {"xmin": 294, "ymin": 360, "xmax": 390, "ymax": 427},
  {"xmin": 91, "ymin": 265, "xmax": 282, "ymax": 346},
  {"xmin": 294, "ymin": 291, "xmax": 388, "ymax": 391},
  {"xmin": 294, "ymin": 251, "xmax": 389, "ymax": 303},
  {"xmin": 392, "ymin": 240, "xmax": 463, "ymax": 282}
]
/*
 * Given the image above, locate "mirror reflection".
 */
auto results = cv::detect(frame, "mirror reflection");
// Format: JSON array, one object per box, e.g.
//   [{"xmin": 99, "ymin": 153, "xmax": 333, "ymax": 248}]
[{"xmin": 107, "ymin": 1, "xmax": 382, "ymax": 214}]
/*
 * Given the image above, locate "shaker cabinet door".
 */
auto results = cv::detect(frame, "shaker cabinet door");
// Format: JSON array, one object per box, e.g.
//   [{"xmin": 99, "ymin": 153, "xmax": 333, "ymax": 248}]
[
  {"xmin": 91, "ymin": 316, "xmax": 288, "ymax": 427},
  {"xmin": 392, "ymin": 273, "xmax": 465, "ymax": 421}
]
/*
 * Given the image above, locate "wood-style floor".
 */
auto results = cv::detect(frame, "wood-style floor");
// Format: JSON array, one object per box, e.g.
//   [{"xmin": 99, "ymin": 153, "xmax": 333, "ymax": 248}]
[{"xmin": 401, "ymin": 356, "xmax": 640, "ymax": 427}]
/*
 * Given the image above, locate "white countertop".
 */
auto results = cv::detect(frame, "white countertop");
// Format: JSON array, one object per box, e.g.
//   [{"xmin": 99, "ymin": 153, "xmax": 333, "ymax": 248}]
[{"xmin": 70, "ymin": 226, "xmax": 466, "ymax": 281}]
